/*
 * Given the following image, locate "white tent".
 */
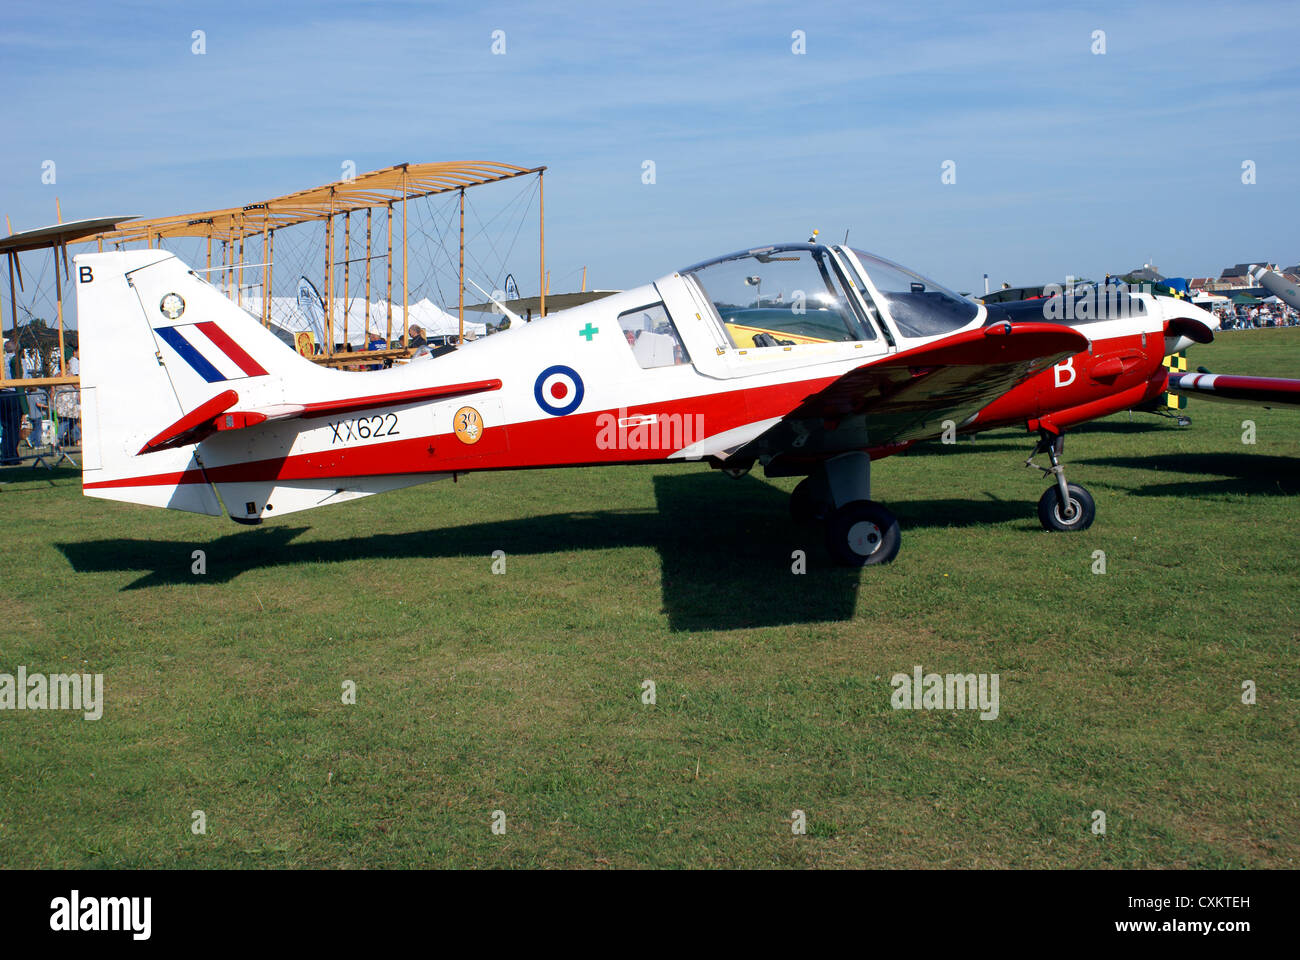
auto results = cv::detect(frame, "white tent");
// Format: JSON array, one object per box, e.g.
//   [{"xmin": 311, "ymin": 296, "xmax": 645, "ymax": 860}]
[{"xmin": 239, "ymin": 293, "xmax": 487, "ymax": 348}]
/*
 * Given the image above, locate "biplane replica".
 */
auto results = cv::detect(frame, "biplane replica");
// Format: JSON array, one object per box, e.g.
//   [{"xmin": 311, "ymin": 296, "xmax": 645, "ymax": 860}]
[
  {"xmin": 3, "ymin": 161, "xmax": 550, "ymax": 458},
  {"xmin": 73, "ymin": 237, "xmax": 1222, "ymax": 565},
  {"xmin": 1, "ymin": 214, "xmax": 137, "ymax": 467}
]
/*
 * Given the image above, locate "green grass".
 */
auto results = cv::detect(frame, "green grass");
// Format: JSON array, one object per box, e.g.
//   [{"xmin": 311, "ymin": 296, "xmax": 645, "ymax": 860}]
[{"xmin": 1, "ymin": 328, "xmax": 1297, "ymax": 869}]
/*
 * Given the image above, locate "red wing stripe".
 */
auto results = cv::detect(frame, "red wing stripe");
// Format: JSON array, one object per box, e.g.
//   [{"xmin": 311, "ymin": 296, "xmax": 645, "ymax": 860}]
[{"xmin": 195, "ymin": 321, "xmax": 269, "ymax": 378}]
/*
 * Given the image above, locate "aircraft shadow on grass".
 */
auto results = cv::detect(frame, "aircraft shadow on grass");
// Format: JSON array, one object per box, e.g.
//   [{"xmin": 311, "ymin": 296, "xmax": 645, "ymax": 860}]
[
  {"xmin": 1078, "ymin": 452, "xmax": 1299, "ymax": 498},
  {"xmin": 56, "ymin": 471, "xmax": 1032, "ymax": 631},
  {"xmin": 899, "ymin": 440, "xmax": 1026, "ymax": 458},
  {"xmin": 1071, "ymin": 418, "xmax": 1177, "ymax": 437},
  {"xmin": 902, "ymin": 418, "xmax": 1175, "ymax": 460}
]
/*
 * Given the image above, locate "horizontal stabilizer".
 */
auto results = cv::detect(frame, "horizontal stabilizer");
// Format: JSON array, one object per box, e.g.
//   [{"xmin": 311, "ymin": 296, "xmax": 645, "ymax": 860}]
[
  {"xmin": 139, "ymin": 378, "xmax": 502, "ymax": 455},
  {"xmin": 138, "ymin": 389, "xmax": 240, "ymax": 454}
]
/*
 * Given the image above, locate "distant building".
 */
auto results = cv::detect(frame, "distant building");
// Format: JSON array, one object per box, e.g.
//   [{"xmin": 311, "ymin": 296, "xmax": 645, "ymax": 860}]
[
  {"xmin": 1220, "ymin": 261, "xmax": 1275, "ymax": 281},
  {"xmin": 1120, "ymin": 264, "xmax": 1163, "ymax": 283}
]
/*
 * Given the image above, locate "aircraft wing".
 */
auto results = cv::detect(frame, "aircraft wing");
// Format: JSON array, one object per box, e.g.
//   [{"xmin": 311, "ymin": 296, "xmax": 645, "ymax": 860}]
[
  {"xmin": 1168, "ymin": 371, "xmax": 1300, "ymax": 408},
  {"xmin": 1249, "ymin": 266, "xmax": 1300, "ymax": 312},
  {"xmin": 462, "ymin": 290, "xmax": 619, "ymax": 314},
  {"xmin": 721, "ymin": 322, "xmax": 1088, "ymax": 462}
]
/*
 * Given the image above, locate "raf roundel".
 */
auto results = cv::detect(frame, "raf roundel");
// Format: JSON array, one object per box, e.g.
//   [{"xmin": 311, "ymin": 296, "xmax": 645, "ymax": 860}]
[{"xmin": 534, "ymin": 365, "xmax": 584, "ymax": 416}]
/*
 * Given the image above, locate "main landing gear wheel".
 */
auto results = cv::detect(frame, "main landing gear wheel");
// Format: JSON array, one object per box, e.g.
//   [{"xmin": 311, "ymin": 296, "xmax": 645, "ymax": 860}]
[
  {"xmin": 1037, "ymin": 482, "xmax": 1095, "ymax": 532},
  {"xmin": 790, "ymin": 476, "xmax": 828, "ymax": 525},
  {"xmin": 825, "ymin": 500, "xmax": 901, "ymax": 567}
]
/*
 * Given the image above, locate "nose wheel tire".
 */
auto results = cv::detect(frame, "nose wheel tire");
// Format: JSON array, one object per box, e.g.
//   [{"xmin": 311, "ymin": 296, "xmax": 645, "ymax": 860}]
[
  {"xmin": 1037, "ymin": 483, "xmax": 1095, "ymax": 532},
  {"xmin": 825, "ymin": 500, "xmax": 901, "ymax": 566}
]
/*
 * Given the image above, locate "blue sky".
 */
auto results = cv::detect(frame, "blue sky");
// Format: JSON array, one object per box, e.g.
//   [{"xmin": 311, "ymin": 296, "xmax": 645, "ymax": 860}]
[{"xmin": 3, "ymin": 0, "xmax": 1298, "ymax": 307}]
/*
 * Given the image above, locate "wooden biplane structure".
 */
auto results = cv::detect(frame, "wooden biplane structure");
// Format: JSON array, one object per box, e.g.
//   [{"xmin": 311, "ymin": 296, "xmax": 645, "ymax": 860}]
[
  {"xmin": 88, "ymin": 161, "xmax": 548, "ymax": 365},
  {"xmin": 1, "ymin": 161, "xmax": 545, "ymax": 468},
  {"xmin": 1, "ymin": 213, "xmax": 137, "ymax": 467},
  {"xmin": 1, "ymin": 213, "xmax": 136, "ymax": 388}
]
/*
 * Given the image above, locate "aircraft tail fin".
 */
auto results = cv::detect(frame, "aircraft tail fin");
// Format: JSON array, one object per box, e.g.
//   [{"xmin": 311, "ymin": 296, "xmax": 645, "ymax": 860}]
[{"xmin": 73, "ymin": 249, "xmax": 330, "ymax": 516}]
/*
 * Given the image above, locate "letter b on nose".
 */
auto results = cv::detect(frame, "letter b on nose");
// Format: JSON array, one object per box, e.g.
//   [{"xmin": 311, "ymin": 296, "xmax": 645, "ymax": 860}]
[{"xmin": 1054, "ymin": 357, "xmax": 1077, "ymax": 388}]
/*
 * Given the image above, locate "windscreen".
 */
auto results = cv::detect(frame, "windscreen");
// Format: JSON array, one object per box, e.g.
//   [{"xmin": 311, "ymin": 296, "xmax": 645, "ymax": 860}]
[
  {"xmin": 846, "ymin": 248, "xmax": 979, "ymax": 338},
  {"xmin": 684, "ymin": 247, "xmax": 873, "ymax": 347}
]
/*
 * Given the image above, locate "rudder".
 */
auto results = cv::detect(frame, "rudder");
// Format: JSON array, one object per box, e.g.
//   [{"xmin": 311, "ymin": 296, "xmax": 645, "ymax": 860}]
[{"xmin": 74, "ymin": 249, "xmax": 327, "ymax": 515}]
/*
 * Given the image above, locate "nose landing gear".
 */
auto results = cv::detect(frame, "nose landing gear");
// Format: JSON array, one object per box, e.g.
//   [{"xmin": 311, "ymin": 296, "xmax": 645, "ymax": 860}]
[{"xmin": 1026, "ymin": 429, "xmax": 1095, "ymax": 532}]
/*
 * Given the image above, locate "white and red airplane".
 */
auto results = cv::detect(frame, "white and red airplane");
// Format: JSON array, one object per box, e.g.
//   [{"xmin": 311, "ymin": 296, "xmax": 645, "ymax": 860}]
[{"xmin": 73, "ymin": 242, "xmax": 1219, "ymax": 565}]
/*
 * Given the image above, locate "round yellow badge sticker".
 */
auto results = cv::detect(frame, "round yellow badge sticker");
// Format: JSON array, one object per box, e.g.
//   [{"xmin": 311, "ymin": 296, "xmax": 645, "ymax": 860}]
[{"xmin": 454, "ymin": 406, "xmax": 484, "ymax": 444}]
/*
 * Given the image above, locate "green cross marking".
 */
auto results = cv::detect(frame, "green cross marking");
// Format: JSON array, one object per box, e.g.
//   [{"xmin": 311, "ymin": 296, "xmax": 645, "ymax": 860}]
[{"xmin": 578, "ymin": 323, "xmax": 599, "ymax": 341}]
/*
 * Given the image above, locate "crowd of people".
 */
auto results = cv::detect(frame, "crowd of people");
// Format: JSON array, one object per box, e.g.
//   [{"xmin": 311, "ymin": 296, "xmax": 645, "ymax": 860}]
[
  {"xmin": 1213, "ymin": 303, "xmax": 1299, "ymax": 330},
  {"xmin": 1, "ymin": 337, "xmax": 79, "ymax": 465}
]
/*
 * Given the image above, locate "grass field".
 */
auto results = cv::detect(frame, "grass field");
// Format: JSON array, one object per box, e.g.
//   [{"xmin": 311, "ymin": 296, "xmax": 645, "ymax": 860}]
[{"xmin": 1, "ymin": 328, "xmax": 1297, "ymax": 869}]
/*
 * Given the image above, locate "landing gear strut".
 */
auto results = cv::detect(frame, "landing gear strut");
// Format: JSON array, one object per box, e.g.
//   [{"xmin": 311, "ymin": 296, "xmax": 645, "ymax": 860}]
[
  {"xmin": 788, "ymin": 452, "xmax": 901, "ymax": 566},
  {"xmin": 1026, "ymin": 429, "xmax": 1095, "ymax": 532}
]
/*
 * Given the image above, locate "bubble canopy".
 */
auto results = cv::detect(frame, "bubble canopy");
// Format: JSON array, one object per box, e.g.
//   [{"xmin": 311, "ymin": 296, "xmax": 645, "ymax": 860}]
[{"xmin": 681, "ymin": 243, "xmax": 978, "ymax": 345}]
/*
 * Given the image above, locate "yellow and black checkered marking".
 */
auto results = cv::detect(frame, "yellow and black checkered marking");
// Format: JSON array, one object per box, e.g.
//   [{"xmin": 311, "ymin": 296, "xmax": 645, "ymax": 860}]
[{"xmin": 1163, "ymin": 351, "xmax": 1187, "ymax": 409}]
